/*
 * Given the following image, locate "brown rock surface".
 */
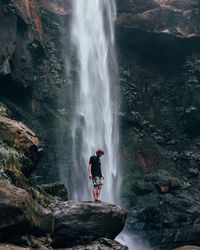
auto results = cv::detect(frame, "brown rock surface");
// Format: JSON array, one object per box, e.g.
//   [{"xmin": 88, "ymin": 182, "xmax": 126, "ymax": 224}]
[
  {"xmin": 10, "ymin": 0, "xmax": 43, "ymax": 42},
  {"xmin": 62, "ymin": 238, "xmax": 128, "ymax": 250},
  {"xmin": 51, "ymin": 201, "xmax": 127, "ymax": 247},
  {"xmin": 0, "ymin": 116, "xmax": 38, "ymax": 149},
  {"xmin": 116, "ymin": 0, "xmax": 200, "ymax": 38},
  {"xmin": 174, "ymin": 246, "xmax": 200, "ymax": 250},
  {"xmin": 0, "ymin": 244, "xmax": 30, "ymax": 250},
  {"xmin": 0, "ymin": 181, "xmax": 54, "ymax": 236}
]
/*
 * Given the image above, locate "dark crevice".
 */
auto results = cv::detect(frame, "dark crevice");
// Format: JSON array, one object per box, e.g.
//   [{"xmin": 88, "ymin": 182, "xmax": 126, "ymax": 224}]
[{"xmin": 0, "ymin": 75, "xmax": 32, "ymax": 105}]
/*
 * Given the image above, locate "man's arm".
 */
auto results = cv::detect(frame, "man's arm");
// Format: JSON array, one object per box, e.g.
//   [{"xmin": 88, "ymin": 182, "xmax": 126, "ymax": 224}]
[{"xmin": 88, "ymin": 164, "xmax": 92, "ymax": 179}]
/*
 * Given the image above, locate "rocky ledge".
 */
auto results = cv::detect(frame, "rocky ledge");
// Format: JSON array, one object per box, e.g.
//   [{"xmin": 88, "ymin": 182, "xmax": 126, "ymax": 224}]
[
  {"xmin": 116, "ymin": 0, "xmax": 200, "ymax": 38},
  {"xmin": 0, "ymin": 114, "xmax": 127, "ymax": 249},
  {"xmin": 51, "ymin": 201, "xmax": 127, "ymax": 247}
]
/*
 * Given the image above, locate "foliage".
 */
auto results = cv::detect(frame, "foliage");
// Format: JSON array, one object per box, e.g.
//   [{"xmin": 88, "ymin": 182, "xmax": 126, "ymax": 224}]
[
  {"xmin": 0, "ymin": 142, "xmax": 23, "ymax": 183},
  {"xmin": 0, "ymin": 103, "xmax": 8, "ymax": 116},
  {"xmin": 29, "ymin": 187, "xmax": 56, "ymax": 208}
]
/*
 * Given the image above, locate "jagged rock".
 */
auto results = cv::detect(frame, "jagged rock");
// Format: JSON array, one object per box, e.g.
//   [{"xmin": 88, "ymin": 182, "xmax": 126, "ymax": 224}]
[
  {"xmin": 174, "ymin": 246, "xmax": 200, "ymax": 250},
  {"xmin": 137, "ymin": 206, "xmax": 161, "ymax": 223},
  {"xmin": 0, "ymin": 244, "xmax": 30, "ymax": 250},
  {"xmin": 61, "ymin": 238, "xmax": 128, "ymax": 250},
  {"xmin": 0, "ymin": 181, "xmax": 54, "ymax": 238},
  {"xmin": 50, "ymin": 201, "xmax": 127, "ymax": 247},
  {"xmin": 10, "ymin": 234, "xmax": 53, "ymax": 250},
  {"xmin": 116, "ymin": 0, "xmax": 200, "ymax": 38},
  {"xmin": 132, "ymin": 181, "xmax": 155, "ymax": 196},
  {"xmin": 0, "ymin": 116, "xmax": 39, "ymax": 181},
  {"xmin": 38, "ymin": 182, "xmax": 68, "ymax": 201},
  {"xmin": 188, "ymin": 168, "xmax": 199, "ymax": 177},
  {"xmin": 40, "ymin": 0, "xmax": 71, "ymax": 15},
  {"xmin": 0, "ymin": 116, "xmax": 38, "ymax": 150},
  {"xmin": 150, "ymin": 170, "xmax": 183, "ymax": 194}
]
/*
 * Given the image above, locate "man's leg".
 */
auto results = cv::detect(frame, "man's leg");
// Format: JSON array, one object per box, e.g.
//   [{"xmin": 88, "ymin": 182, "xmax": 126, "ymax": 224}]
[
  {"xmin": 96, "ymin": 185, "xmax": 102, "ymax": 201},
  {"xmin": 93, "ymin": 186, "xmax": 98, "ymax": 201}
]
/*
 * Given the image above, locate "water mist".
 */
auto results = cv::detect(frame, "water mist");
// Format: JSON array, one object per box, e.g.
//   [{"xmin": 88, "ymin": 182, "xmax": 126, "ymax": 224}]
[
  {"xmin": 70, "ymin": 1, "xmax": 150, "ymax": 249},
  {"xmin": 71, "ymin": 0, "xmax": 119, "ymax": 203}
]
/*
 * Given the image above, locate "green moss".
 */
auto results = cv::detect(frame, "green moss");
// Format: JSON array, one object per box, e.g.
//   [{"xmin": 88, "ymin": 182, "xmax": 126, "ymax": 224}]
[
  {"xmin": 0, "ymin": 103, "xmax": 8, "ymax": 116},
  {"xmin": 0, "ymin": 142, "xmax": 26, "ymax": 185},
  {"xmin": 29, "ymin": 187, "xmax": 56, "ymax": 208}
]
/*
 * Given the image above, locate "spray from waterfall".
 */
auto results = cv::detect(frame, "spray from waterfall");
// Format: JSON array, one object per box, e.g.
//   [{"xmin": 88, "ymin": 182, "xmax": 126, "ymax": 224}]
[
  {"xmin": 71, "ymin": 0, "xmax": 119, "ymax": 203},
  {"xmin": 69, "ymin": 1, "xmax": 150, "ymax": 249}
]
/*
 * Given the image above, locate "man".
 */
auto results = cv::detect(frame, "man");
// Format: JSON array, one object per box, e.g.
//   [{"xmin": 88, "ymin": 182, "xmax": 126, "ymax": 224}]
[{"xmin": 88, "ymin": 149, "xmax": 104, "ymax": 202}]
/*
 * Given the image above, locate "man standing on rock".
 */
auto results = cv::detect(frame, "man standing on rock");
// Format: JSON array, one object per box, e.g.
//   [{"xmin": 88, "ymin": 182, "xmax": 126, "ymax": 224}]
[{"xmin": 88, "ymin": 149, "xmax": 104, "ymax": 202}]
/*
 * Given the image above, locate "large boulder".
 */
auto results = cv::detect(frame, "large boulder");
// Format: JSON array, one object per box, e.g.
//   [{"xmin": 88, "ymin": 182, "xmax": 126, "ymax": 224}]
[
  {"xmin": 50, "ymin": 201, "xmax": 127, "ymax": 247},
  {"xmin": 62, "ymin": 238, "xmax": 128, "ymax": 250},
  {"xmin": 0, "ymin": 181, "xmax": 54, "ymax": 239}
]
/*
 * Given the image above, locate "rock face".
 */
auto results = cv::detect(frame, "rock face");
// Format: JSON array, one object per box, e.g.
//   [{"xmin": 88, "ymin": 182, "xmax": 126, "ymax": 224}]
[
  {"xmin": 64, "ymin": 238, "xmax": 128, "ymax": 250},
  {"xmin": 0, "ymin": 184, "xmax": 127, "ymax": 249},
  {"xmin": 116, "ymin": 0, "xmax": 200, "ymax": 38},
  {"xmin": 174, "ymin": 246, "xmax": 200, "ymax": 250},
  {"xmin": 0, "ymin": 116, "xmax": 38, "ymax": 153},
  {"xmin": 0, "ymin": 244, "xmax": 30, "ymax": 250},
  {"xmin": 38, "ymin": 182, "xmax": 68, "ymax": 201},
  {"xmin": 0, "ymin": 116, "xmax": 39, "ymax": 186},
  {"xmin": 116, "ymin": 0, "xmax": 200, "ymax": 249},
  {"xmin": 0, "ymin": 0, "xmax": 72, "ymax": 184},
  {"xmin": 0, "ymin": 181, "xmax": 54, "ymax": 238},
  {"xmin": 0, "ymin": 113, "xmax": 127, "ymax": 249},
  {"xmin": 1, "ymin": 0, "xmax": 200, "ymax": 249},
  {"xmin": 51, "ymin": 201, "xmax": 127, "ymax": 247}
]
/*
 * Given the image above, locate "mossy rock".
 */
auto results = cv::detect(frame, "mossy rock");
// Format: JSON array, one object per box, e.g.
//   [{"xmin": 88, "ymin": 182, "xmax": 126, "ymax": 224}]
[
  {"xmin": 29, "ymin": 187, "xmax": 56, "ymax": 208},
  {"xmin": 0, "ymin": 142, "xmax": 27, "ymax": 186},
  {"xmin": 38, "ymin": 182, "xmax": 68, "ymax": 201}
]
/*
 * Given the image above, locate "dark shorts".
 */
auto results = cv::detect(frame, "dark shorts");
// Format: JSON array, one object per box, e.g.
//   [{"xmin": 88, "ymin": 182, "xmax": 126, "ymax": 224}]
[{"xmin": 92, "ymin": 177, "xmax": 103, "ymax": 186}]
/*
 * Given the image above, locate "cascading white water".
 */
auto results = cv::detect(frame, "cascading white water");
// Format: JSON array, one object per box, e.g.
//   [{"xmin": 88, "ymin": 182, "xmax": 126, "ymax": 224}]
[
  {"xmin": 70, "ymin": 1, "xmax": 151, "ymax": 249},
  {"xmin": 71, "ymin": 0, "xmax": 118, "ymax": 203}
]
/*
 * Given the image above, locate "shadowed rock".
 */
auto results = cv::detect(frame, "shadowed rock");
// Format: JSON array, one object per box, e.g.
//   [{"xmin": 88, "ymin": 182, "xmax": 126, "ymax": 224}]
[
  {"xmin": 0, "ymin": 181, "xmax": 54, "ymax": 238},
  {"xmin": 50, "ymin": 201, "xmax": 127, "ymax": 247},
  {"xmin": 116, "ymin": 0, "xmax": 200, "ymax": 38},
  {"xmin": 38, "ymin": 182, "xmax": 68, "ymax": 201},
  {"xmin": 62, "ymin": 238, "xmax": 128, "ymax": 250}
]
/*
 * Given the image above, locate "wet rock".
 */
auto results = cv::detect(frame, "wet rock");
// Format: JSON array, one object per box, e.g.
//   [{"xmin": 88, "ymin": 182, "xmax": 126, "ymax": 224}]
[
  {"xmin": 150, "ymin": 171, "xmax": 183, "ymax": 193},
  {"xmin": 50, "ymin": 201, "xmax": 127, "ymax": 247},
  {"xmin": 116, "ymin": 0, "xmax": 200, "ymax": 38},
  {"xmin": 38, "ymin": 182, "xmax": 68, "ymax": 201},
  {"xmin": 170, "ymin": 177, "xmax": 182, "ymax": 190},
  {"xmin": 132, "ymin": 181, "xmax": 155, "ymax": 196},
  {"xmin": 40, "ymin": 0, "xmax": 72, "ymax": 16},
  {"xmin": 11, "ymin": 234, "xmax": 53, "ymax": 250},
  {"xmin": 0, "ymin": 181, "xmax": 54, "ymax": 238},
  {"xmin": 0, "ymin": 244, "xmax": 30, "ymax": 250},
  {"xmin": 174, "ymin": 246, "xmax": 200, "ymax": 250},
  {"xmin": 137, "ymin": 206, "xmax": 161, "ymax": 223},
  {"xmin": 188, "ymin": 168, "xmax": 199, "ymax": 177},
  {"xmin": 62, "ymin": 238, "xmax": 128, "ymax": 250}
]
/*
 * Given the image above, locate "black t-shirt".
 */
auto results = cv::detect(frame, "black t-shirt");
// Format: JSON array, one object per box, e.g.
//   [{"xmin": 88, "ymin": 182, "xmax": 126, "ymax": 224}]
[{"xmin": 89, "ymin": 155, "xmax": 102, "ymax": 178}]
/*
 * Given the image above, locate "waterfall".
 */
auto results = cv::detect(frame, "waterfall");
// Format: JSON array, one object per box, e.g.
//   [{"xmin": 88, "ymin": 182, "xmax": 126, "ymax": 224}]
[
  {"xmin": 71, "ymin": 0, "xmax": 119, "ymax": 203},
  {"xmin": 69, "ymin": 1, "xmax": 150, "ymax": 249}
]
